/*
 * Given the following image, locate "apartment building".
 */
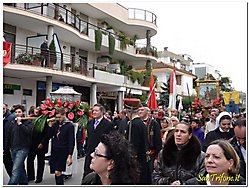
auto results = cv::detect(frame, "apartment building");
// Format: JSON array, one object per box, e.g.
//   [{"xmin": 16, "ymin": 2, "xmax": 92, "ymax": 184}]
[
  {"xmin": 3, "ymin": 3, "xmax": 158, "ymax": 112},
  {"xmin": 156, "ymin": 47, "xmax": 197, "ymax": 97}
]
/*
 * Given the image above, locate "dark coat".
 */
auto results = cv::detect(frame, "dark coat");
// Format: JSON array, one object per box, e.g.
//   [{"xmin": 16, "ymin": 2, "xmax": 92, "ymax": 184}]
[
  {"xmin": 30, "ymin": 123, "xmax": 50, "ymax": 153},
  {"xmin": 146, "ymin": 118, "xmax": 162, "ymax": 156},
  {"xmin": 185, "ymin": 171, "xmax": 246, "ymax": 185},
  {"xmin": 192, "ymin": 127, "xmax": 204, "ymax": 145},
  {"xmin": 3, "ymin": 110, "xmax": 15, "ymax": 151},
  {"xmin": 85, "ymin": 117, "xmax": 114, "ymax": 155},
  {"xmin": 5, "ymin": 119, "xmax": 34, "ymax": 151},
  {"xmin": 152, "ymin": 135, "xmax": 205, "ymax": 185},
  {"xmin": 230, "ymin": 136, "xmax": 246, "ymax": 179},
  {"xmin": 83, "ymin": 117, "xmax": 113, "ymax": 177},
  {"xmin": 118, "ymin": 116, "xmax": 129, "ymax": 135},
  {"xmin": 49, "ymin": 120, "xmax": 75, "ymax": 155},
  {"xmin": 202, "ymin": 127, "xmax": 234, "ymax": 152},
  {"xmin": 81, "ymin": 172, "xmax": 136, "ymax": 185},
  {"xmin": 126, "ymin": 116, "xmax": 149, "ymax": 184}
]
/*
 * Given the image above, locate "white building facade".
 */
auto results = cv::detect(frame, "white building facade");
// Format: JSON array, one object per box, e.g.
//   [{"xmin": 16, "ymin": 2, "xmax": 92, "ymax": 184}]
[{"xmin": 3, "ymin": 3, "xmax": 158, "ymax": 112}]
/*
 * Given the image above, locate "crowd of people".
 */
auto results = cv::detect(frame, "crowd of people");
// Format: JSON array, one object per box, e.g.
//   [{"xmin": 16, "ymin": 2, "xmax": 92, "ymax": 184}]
[{"xmin": 3, "ymin": 102, "xmax": 246, "ymax": 185}]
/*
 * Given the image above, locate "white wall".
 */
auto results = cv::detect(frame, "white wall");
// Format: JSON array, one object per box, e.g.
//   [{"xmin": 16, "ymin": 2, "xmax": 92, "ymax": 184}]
[
  {"xmin": 3, "ymin": 77, "xmax": 37, "ymax": 115},
  {"xmin": 95, "ymin": 70, "xmax": 125, "ymax": 85},
  {"xmin": 181, "ymin": 75, "xmax": 194, "ymax": 95},
  {"xmin": 16, "ymin": 27, "xmax": 37, "ymax": 45}
]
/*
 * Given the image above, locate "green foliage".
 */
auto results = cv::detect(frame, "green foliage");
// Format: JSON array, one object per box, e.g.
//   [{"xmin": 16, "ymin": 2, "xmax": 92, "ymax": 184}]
[
  {"xmin": 95, "ymin": 29, "xmax": 102, "ymax": 51},
  {"xmin": 119, "ymin": 31, "xmax": 129, "ymax": 50},
  {"xmin": 158, "ymin": 79, "xmax": 170, "ymax": 107},
  {"xmin": 182, "ymin": 95, "xmax": 196, "ymax": 111},
  {"xmin": 119, "ymin": 61, "xmax": 132, "ymax": 76},
  {"xmin": 108, "ymin": 34, "xmax": 115, "ymax": 56},
  {"xmin": 146, "ymin": 60, "xmax": 152, "ymax": 70},
  {"xmin": 15, "ymin": 53, "xmax": 42, "ymax": 64},
  {"xmin": 49, "ymin": 39, "xmax": 57, "ymax": 64},
  {"xmin": 130, "ymin": 94, "xmax": 147, "ymax": 102},
  {"xmin": 220, "ymin": 77, "xmax": 232, "ymax": 92}
]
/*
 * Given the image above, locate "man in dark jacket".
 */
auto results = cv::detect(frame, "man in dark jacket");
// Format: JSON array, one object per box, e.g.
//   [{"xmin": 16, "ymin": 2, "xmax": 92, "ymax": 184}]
[
  {"xmin": 152, "ymin": 122, "xmax": 205, "ymax": 185},
  {"xmin": 138, "ymin": 105, "xmax": 162, "ymax": 184},
  {"xmin": 118, "ymin": 109, "xmax": 129, "ymax": 135},
  {"xmin": 5, "ymin": 105, "xmax": 34, "ymax": 185},
  {"xmin": 82, "ymin": 103, "xmax": 113, "ymax": 179},
  {"xmin": 124, "ymin": 106, "xmax": 150, "ymax": 185},
  {"xmin": 3, "ymin": 103, "xmax": 15, "ymax": 177},
  {"xmin": 27, "ymin": 121, "xmax": 50, "ymax": 183},
  {"xmin": 40, "ymin": 39, "xmax": 49, "ymax": 67},
  {"xmin": 230, "ymin": 118, "xmax": 246, "ymax": 179}
]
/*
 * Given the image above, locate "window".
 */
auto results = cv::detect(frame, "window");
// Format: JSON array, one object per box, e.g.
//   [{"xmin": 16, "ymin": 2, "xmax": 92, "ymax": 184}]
[{"xmin": 176, "ymin": 75, "xmax": 181, "ymax": 85}]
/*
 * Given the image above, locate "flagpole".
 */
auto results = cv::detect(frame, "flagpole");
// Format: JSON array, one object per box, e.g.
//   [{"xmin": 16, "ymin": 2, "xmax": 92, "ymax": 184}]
[{"xmin": 186, "ymin": 83, "xmax": 192, "ymax": 116}]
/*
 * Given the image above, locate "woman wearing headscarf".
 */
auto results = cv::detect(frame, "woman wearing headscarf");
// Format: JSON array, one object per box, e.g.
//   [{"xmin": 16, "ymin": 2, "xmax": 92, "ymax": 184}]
[{"xmin": 202, "ymin": 111, "xmax": 234, "ymax": 152}]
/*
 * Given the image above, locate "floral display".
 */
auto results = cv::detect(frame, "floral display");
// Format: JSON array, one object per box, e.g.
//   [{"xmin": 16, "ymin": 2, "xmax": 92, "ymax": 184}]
[
  {"xmin": 212, "ymin": 97, "xmax": 226, "ymax": 112},
  {"xmin": 191, "ymin": 97, "xmax": 204, "ymax": 112},
  {"xmin": 33, "ymin": 98, "xmax": 89, "ymax": 132}
]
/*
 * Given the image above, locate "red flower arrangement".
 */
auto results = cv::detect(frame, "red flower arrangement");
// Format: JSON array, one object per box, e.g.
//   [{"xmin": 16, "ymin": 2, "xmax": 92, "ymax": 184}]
[
  {"xmin": 212, "ymin": 97, "xmax": 225, "ymax": 112},
  {"xmin": 33, "ymin": 98, "xmax": 89, "ymax": 132},
  {"xmin": 191, "ymin": 97, "xmax": 204, "ymax": 112}
]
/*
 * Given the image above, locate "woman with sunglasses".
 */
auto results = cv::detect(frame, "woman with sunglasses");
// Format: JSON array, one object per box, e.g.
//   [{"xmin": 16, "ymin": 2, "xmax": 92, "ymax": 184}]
[
  {"xmin": 203, "ymin": 112, "xmax": 234, "ymax": 152},
  {"xmin": 81, "ymin": 131, "xmax": 140, "ymax": 185}
]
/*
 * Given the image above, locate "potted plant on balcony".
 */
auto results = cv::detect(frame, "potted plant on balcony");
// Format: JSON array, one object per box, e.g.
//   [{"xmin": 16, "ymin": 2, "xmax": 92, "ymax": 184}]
[
  {"xmin": 15, "ymin": 53, "xmax": 42, "ymax": 66},
  {"xmin": 49, "ymin": 39, "xmax": 57, "ymax": 68},
  {"xmin": 95, "ymin": 29, "xmax": 102, "ymax": 51},
  {"xmin": 108, "ymin": 33, "xmax": 115, "ymax": 56},
  {"xmin": 119, "ymin": 31, "xmax": 129, "ymax": 50}
]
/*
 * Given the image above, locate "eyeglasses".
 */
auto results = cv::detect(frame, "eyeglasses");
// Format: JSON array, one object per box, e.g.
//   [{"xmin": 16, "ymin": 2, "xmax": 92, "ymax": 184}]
[{"xmin": 93, "ymin": 150, "xmax": 109, "ymax": 159}]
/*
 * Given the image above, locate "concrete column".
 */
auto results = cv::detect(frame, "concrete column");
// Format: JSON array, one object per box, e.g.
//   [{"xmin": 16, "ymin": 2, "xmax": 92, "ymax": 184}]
[
  {"xmin": 90, "ymin": 83, "xmax": 97, "ymax": 107},
  {"xmin": 46, "ymin": 76, "xmax": 52, "ymax": 98},
  {"xmin": 47, "ymin": 25, "xmax": 54, "ymax": 44},
  {"xmin": 146, "ymin": 29, "xmax": 151, "ymax": 53},
  {"xmin": 118, "ymin": 91, "xmax": 124, "ymax": 111}
]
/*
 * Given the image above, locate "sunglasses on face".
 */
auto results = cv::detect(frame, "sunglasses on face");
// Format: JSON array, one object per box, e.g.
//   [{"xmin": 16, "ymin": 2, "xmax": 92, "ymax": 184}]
[{"xmin": 93, "ymin": 150, "xmax": 109, "ymax": 159}]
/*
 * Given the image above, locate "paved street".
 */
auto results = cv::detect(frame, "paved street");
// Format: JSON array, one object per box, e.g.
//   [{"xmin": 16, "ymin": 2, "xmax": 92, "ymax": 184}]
[{"xmin": 3, "ymin": 157, "xmax": 85, "ymax": 185}]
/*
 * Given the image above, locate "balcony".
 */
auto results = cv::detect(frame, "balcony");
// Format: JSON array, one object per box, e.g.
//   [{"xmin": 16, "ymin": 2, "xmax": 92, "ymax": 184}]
[
  {"xmin": 135, "ymin": 43, "xmax": 158, "ymax": 58},
  {"xmin": 4, "ymin": 3, "xmax": 158, "ymax": 62},
  {"xmin": 8, "ymin": 44, "xmax": 138, "ymax": 79},
  {"xmin": 128, "ymin": 8, "xmax": 157, "ymax": 25}
]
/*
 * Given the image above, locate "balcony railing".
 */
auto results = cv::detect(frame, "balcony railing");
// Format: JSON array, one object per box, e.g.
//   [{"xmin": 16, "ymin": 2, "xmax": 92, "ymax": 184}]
[
  {"xmin": 4, "ymin": 3, "xmax": 122, "ymax": 42},
  {"xmin": 10, "ymin": 44, "xmax": 122, "ymax": 78},
  {"xmin": 128, "ymin": 8, "xmax": 157, "ymax": 25},
  {"xmin": 135, "ymin": 43, "xmax": 157, "ymax": 58}
]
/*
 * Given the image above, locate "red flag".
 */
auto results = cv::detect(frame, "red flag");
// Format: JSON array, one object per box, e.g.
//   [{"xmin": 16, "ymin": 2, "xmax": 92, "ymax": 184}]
[
  {"xmin": 147, "ymin": 71, "xmax": 158, "ymax": 110},
  {"xmin": 168, "ymin": 67, "xmax": 177, "ymax": 109},
  {"xmin": 3, "ymin": 41, "xmax": 12, "ymax": 67}
]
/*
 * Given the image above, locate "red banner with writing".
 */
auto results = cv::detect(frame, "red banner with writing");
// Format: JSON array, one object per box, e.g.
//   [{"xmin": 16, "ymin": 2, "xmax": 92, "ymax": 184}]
[{"xmin": 3, "ymin": 41, "xmax": 12, "ymax": 67}]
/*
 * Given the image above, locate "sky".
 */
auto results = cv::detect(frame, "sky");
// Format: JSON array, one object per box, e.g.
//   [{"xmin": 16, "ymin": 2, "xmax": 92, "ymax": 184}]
[{"xmin": 121, "ymin": 1, "xmax": 248, "ymax": 93}]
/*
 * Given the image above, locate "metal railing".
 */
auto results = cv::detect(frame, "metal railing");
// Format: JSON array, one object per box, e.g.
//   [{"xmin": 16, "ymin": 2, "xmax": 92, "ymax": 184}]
[
  {"xmin": 128, "ymin": 8, "xmax": 157, "ymax": 25},
  {"xmin": 10, "ymin": 44, "xmax": 122, "ymax": 77},
  {"xmin": 135, "ymin": 43, "xmax": 158, "ymax": 58},
  {"xmin": 4, "ymin": 3, "xmax": 122, "ymax": 40}
]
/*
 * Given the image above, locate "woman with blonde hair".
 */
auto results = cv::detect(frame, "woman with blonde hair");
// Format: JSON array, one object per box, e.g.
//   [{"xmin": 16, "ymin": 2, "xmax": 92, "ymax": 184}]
[{"xmin": 186, "ymin": 139, "xmax": 245, "ymax": 185}]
